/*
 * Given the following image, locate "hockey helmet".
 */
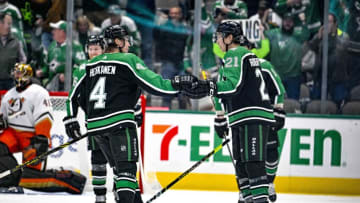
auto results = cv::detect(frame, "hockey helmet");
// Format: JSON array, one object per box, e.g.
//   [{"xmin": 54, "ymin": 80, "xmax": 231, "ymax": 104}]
[
  {"xmin": 13, "ymin": 63, "xmax": 33, "ymax": 88},
  {"xmin": 215, "ymin": 21, "xmax": 248, "ymax": 46},
  {"xmin": 103, "ymin": 25, "xmax": 133, "ymax": 46},
  {"xmin": 85, "ymin": 34, "xmax": 105, "ymax": 54}
]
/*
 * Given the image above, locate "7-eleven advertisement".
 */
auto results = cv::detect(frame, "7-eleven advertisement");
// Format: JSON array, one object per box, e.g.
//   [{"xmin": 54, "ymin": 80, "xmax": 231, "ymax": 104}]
[{"xmin": 143, "ymin": 111, "xmax": 360, "ymax": 195}]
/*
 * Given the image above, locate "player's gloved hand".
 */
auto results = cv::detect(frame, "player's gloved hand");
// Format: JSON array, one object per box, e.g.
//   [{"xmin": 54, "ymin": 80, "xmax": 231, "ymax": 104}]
[
  {"xmin": 171, "ymin": 75, "xmax": 198, "ymax": 91},
  {"xmin": 214, "ymin": 116, "xmax": 228, "ymax": 138},
  {"xmin": 273, "ymin": 108, "xmax": 286, "ymax": 131},
  {"xmin": 63, "ymin": 116, "xmax": 81, "ymax": 139},
  {"xmin": 134, "ymin": 102, "xmax": 143, "ymax": 127},
  {"xmin": 183, "ymin": 79, "xmax": 217, "ymax": 99},
  {"xmin": 30, "ymin": 135, "xmax": 49, "ymax": 156},
  {"xmin": 0, "ymin": 114, "xmax": 8, "ymax": 130}
]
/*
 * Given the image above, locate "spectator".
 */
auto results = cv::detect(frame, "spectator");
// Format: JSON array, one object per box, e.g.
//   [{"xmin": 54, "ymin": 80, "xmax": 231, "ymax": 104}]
[
  {"xmin": 249, "ymin": 0, "xmax": 282, "ymax": 30},
  {"xmin": 74, "ymin": 15, "xmax": 101, "ymax": 50},
  {"xmin": 10, "ymin": 0, "xmax": 52, "ymax": 60},
  {"xmin": 308, "ymin": 13, "xmax": 349, "ymax": 107},
  {"xmin": 265, "ymin": 13, "xmax": 309, "ymax": 100},
  {"xmin": 36, "ymin": 20, "xmax": 86, "ymax": 91},
  {"xmin": 330, "ymin": 0, "xmax": 349, "ymax": 32},
  {"xmin": 0, "ymin": 12, "xmax": 26, "ymax": 90},
  {"xmin": 184, "ymin": 5, "xmax": 217, "ymax": 80},
  {"xmin": 0, "ymin": 0, "xmax": 23, "ymax": 31},
  {"xmin": 126, "ymin": 0, "xmax": 156, "ymax": 69},
  {"xmin": 101, "ymin": 4, "xmax": 142, "ymax": 56},
  {"xmin": 80, "ymin": 0, "xmax": 119, "ymax": 27},
  {"xmin": 275, "ymin": 0, "xmax": 323, "ymax": 37},
  {"xmin": 154, "ymin": 6, "xmax": 191, "ymax": 109},
  {"xmin": 213, "ymin": 0, "xmax": 248, "ymax": 20},
  {"xmin": 346, "ymin": 0, "xmax": 360, "ymax": 90},
  {"xmin": 40, "ymin": 0, "xmax": 66, "ymax": 50}
]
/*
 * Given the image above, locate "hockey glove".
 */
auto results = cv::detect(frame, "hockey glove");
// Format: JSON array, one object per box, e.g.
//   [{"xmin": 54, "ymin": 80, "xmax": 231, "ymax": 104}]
[
  {"xmin": 171, "ymin": 75, "xmax": 198, "ymax": 91},
  {"xmin": 273, "ymin": 108, "xmax": 286, "ymax": 131},
  {"xmin": 214, "ymin": 117, "xmax": 228, "ymax": 138},
  {"xmin": 30, "ymin": 135, "xmax": 49, "ymax": 156},
  {"xmin": 134, "ymin": 102, "xmax": 143, "ymax": 127},
  {"xmin": 0, "ymin": 114, "xmax": 8, "ymax": 130},
  {"xmin": 63, "ymin": 116, "xmax": 81, "ymax": 139},
  {"xmin": 183, "ymin": 80, "xmax": 218, "ymax": 99}
]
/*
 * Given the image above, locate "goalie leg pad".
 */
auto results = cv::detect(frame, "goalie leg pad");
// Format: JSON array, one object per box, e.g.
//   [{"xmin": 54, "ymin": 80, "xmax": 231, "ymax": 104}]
[
  {"xmin": 0, "ymin": 143, "xmax": 21, "ymax": 187},
  {"xmin": 20, "ymin": 167, "xmax": 87, "ymax": 194}
]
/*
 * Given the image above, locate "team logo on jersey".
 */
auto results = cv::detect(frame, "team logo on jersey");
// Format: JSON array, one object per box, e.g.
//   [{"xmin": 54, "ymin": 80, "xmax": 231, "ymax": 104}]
[
  {"xmin": 136, "ymin": 63, "xmax": 146, "ymax": 70},
  {"xmin": 7, "ymin": 97, "xmax": 25, "ymax": 117}
]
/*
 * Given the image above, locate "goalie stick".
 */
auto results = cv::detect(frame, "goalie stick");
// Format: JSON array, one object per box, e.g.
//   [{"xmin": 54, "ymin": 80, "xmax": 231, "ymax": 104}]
[
  {"xmin": 0, "ymin": 132, "xmax": 88, "ymax": 179},
  {"xmin": 146, "ymin": 139, "xmax": 230, "ymax": 203}
]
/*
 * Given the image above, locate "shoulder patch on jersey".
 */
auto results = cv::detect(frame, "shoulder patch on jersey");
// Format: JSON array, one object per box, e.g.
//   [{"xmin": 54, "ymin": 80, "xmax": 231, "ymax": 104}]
[
  {"xmin": 249, "ymin": 58, "xmax": 260, "ymax": 67},
  {"xmin": 136, "ymin": 63, "xmax": 146, "ymax": 70}
]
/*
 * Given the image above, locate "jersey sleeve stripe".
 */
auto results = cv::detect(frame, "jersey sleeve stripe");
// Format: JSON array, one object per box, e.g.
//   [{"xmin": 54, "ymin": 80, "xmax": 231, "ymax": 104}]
[
  {"xmin": 87, "ymin": 60, "xmax": 178, "ymax": 95},
  {"xmin": 35, "ymin": 112, "xmax": 54, "ymax": 124}
]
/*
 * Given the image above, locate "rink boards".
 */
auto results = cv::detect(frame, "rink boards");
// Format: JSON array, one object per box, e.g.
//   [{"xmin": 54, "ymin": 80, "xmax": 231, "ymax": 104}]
[
  {"xmin": 42, "ymin": 110, "xmax": 360, "ymax": 196},
  {"xmin": 142, "ymin": 111, "xmax": 360, "ymax": 195}
]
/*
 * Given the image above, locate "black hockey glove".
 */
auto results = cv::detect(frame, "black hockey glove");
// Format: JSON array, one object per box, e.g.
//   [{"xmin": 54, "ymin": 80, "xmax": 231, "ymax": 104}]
[
  {"xmin": 183, "ymin": 80, "xmax": 218, "ymax": 99},
  {"xmin": 0, "ymin": 114, "xmax": 8, "ymax": 130},
  {"xmin": 63, "ymin": 116, "xmax": 81, "ymax": 139},
  {"xmin": 273, "ymin": 108, "xmax": 286, "ymax": 131},
  {"xmin": 30, "ymin": 135, "xmax": 49, "ymax": 156},
  {"xmin": 134, "ymin": 102, "xmax": 143, "ymax": 127},
  {"xmin": 171, "ymin": 75, "xmax": 198, "ymax": 91},
  {"xmin": 214, "ymin": 117, "xmax": 228, "ymax": 139}
]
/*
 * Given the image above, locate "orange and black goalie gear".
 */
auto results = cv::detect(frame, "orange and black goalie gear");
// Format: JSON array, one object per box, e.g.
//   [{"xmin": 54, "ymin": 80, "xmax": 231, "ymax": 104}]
[{"xmin": 13, "ymin": 63, "xmax": 33, "ymax": 87}]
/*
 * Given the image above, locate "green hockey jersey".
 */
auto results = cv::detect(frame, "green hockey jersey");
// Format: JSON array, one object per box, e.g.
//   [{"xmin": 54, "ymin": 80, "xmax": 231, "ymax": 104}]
[
  {"xmin": 213, "ymin": 46, "xmax": 275, "ymax": 127},
  {"xmin": 41, "ymin": 40, "xmax": 86, "ymax": 84},
  {"xmin": 259, "ymin": 59, "xmax": 286, "ymax": 106},
  {"xmin": 69, "ymin": 52, "xmax": 178, "ymax": 134}
]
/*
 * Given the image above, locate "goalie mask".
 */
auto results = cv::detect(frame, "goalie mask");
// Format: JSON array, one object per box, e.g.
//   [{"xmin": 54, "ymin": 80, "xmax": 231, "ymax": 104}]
[
  {"xmin": 103, "ymin": 25, "xmax": 133, "ymax": 50},
  {"xmin": 13, "ymin": 63, "xmax": 33, "ymax": 89},
  {"xmin": 214, "ymin": 21, "xmax": 249, "ymax": 47}
]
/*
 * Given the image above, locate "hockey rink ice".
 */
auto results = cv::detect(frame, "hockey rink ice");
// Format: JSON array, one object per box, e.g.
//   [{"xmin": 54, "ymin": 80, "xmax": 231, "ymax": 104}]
[{"xmin": 1, "ymin": 189, "xmax": 360, "ymax": 203}]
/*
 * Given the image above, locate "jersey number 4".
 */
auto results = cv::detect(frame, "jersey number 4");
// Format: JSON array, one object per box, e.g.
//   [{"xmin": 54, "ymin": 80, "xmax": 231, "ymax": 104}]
[{"xmin": 90, "ymin": 77, "xmax": 107, "ymax": 109}]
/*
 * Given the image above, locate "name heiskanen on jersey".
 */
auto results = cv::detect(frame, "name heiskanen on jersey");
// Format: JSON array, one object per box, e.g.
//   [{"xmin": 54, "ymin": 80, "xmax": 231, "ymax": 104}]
[{"xmin": 89, "ymin": 65, "xmax": 117, "ymax": 77}]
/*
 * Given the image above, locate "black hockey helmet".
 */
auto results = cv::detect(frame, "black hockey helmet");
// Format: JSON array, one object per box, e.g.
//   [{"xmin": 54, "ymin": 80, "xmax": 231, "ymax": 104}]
[
  {"xmin": 85, "ymin": 34, "xmax": 105, "ymax": 53},
  {"xmin": 103, "ymin": 25, "xmax": 132, "ymax": 46},
  {"xmin": 215, "ymin": 21, "xmax": 248, "ymax": 46}
]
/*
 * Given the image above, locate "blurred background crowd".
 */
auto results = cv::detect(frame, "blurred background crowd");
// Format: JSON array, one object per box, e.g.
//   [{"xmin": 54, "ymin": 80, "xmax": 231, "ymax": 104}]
[{"xmin": 0, "ymin": 0, "xmax": 359, "ymax": 115}]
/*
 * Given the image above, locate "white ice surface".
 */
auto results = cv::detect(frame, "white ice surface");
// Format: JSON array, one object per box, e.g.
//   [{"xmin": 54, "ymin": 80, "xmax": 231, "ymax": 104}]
[{"xmin": 1, "ymin": 189, "xmax": 360, "ymax": 203}]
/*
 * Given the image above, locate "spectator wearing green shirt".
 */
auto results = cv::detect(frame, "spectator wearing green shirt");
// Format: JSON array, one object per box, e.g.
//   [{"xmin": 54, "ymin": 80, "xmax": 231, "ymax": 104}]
[
  {"xmin": 213, "ymin": 0, "xmax": 248, "ymax": 20},
  {"xmin": 36, "ymin": 20, "xmax": 86, "ymax": 91},
  {"xmin": 265, "ymin": 13, "xmax": 309, "ymax": 100}
]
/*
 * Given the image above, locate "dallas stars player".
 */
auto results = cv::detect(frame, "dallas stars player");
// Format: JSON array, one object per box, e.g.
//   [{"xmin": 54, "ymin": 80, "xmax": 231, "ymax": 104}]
[
  {"xmin": 64, "ymin": 25, "xmax": 194, "ymax": 203},
  {"xmin": 65, "ymin": 34, "xmax": 144, "ymax": 203},
  {"xmin": 258, "ymin": 58, "xmax": 286, "ymax": 202},
  {"xmin": 181, "ymin": 21, "xmax": 275, "ymax": 203}
]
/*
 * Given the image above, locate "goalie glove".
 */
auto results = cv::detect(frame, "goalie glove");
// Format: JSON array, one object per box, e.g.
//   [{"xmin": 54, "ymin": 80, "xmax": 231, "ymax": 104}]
[
  {"xmin": 30, "ymin": 135, "xmax": 49, "ymax": 156},
  {"xmin": 134, "ymin": 102, "xmax": 143, "ymax": 127},
  {"xmin": 183, "ymin": 79, "xmax": 218, "ymax": 99},
  {"xmin": 273, "ymin": 108, "xmax": 286, "ymax": 131},
  {"xmin": 214, "ymin": 116, "xmax": 228, "ymax": 138},
  {"xmin": 171, "ymin": 75, "xmax": 198, "ymax": 91},
  {"xmin": 63, "ymin": 116, "xmax": 81, "ymax": 139}
]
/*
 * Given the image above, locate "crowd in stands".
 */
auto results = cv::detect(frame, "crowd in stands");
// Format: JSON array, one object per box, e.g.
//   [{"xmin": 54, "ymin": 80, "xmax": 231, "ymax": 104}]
[{"xmin": 0, "ymin": 0, "xmax": 360, "ymax": 114}]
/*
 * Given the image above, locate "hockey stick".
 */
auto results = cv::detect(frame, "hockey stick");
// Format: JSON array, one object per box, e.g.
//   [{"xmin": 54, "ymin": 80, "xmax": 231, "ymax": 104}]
[
  {"xmin": 0, "ymin": 132, "xmax": 88, "ymax": 179},
  {"xmin": 225, "ymin": 137, "xmax": 241, "ymax": 190},
  {"xmin": 146, "ymin": 138, "xmax": 230, "ymax": 203}
]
